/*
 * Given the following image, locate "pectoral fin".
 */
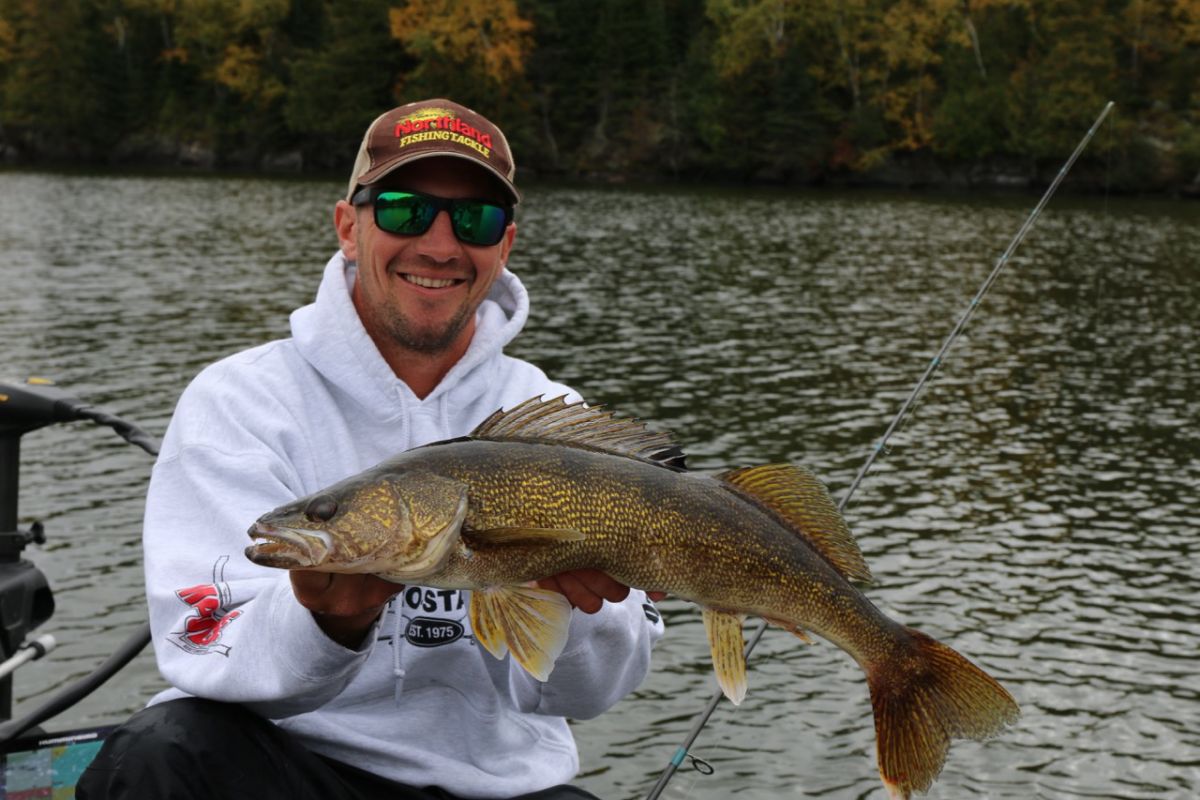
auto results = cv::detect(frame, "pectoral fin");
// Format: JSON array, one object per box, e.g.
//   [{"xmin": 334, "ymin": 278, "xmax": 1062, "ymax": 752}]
[
  {"xmin": 469, "ymin": 585, "xmax": 572, "ymax": 681},
  {"xmin": 702, "ymin": 608, "xmax": 748, "ymax": 705}
]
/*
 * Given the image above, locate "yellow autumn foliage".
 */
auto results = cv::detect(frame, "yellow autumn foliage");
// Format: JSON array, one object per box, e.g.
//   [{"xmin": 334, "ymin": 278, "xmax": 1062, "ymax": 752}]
[
  {"xmin": 216, "ymin": 42, "xmax": 284, "ymax": 106},
  {"xmin": 389, "ymin": 0, "xmax": 533, "ymax": 84},
  {"xmin": 0, "ymin": 16, "xmax": 13, "ymax": 63}
]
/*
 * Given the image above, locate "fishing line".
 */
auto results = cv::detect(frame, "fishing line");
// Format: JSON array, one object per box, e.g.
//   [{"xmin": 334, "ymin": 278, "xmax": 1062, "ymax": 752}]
[
  {"xmin": 1103, "ymin": 105, "xmax": 1113, "ymax": 217},
  {"xmin": 1087, "ymin": 108, "xmax": 1116, "ymax": 464},
  {"xmin": 1096, "ymin": 108, "xmax": 1115, "ymax": 331},
  {"xmin": 643, "ymin": 100, "xmax": 1115, "ymax": 800}
]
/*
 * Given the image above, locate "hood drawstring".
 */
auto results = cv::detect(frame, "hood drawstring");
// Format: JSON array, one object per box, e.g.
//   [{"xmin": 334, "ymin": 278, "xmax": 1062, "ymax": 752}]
[{"xmin": 391, "ymin": 600, "xmax": 407, "ymax": 704}]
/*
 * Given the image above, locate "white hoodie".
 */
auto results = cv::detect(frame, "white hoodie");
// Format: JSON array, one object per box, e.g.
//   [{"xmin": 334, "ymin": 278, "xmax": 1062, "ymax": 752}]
[{"xmin": 143, "ymin": 252, "xmax": 664, "ymax": 798}]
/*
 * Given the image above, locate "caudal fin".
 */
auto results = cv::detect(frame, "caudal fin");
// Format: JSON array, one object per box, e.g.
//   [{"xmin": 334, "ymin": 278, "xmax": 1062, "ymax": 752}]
[{"xmin": 867, "ymin": 628, "xmax": 1019, "ymax": 799}]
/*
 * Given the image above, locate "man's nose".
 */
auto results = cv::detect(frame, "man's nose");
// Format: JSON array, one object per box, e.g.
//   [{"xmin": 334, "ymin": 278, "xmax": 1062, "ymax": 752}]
[{"xmin": 416, "ymin": 210, "xmax": 460, "ymax": 261}]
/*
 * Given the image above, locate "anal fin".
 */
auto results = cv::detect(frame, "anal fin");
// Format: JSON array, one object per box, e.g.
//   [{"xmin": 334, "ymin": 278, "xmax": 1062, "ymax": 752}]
[
  {"xmin": 469, "ymin": 585, "xmax": 572, "ymax": 681},
  {"xmin": 702, "ymin": 608, "xmax": 748, "ymax": 705}
]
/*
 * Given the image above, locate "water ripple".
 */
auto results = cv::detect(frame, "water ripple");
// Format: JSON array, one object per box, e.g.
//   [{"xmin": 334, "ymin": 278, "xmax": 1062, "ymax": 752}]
[{"xmin": 2, "ymin": 173, "xmax": 1197, "ymax": 798}]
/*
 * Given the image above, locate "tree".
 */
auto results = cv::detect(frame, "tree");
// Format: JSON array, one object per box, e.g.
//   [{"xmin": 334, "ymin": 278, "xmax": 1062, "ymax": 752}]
[
  {"xmin": 389, "ymin": 0, "xmax": 533, "ymax": 106},
  {"xmin": 0, "ymin": 0, "xmax": 107, "ymax": 154},
  {"xmin": 1007, "ymin": 2, "xmax": 1117, "ymax": 161},
  {"xmin": 284, "ymin": 0, "xmax": 409, "ymax": 166}
]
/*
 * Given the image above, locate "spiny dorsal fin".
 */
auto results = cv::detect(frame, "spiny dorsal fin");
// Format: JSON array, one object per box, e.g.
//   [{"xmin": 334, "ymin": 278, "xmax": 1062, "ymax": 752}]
[
  {"xmin": 718, "ymin": 464, "xmax": 872, "ymax": 584},
  {"xmin": 471, "ymin": 395, "xmax": 686, "ymax": 467}
]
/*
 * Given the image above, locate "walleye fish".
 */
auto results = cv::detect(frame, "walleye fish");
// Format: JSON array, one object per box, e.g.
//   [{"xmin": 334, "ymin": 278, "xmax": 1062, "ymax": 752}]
[{"xmin": 246, "ymin": 396, "xmax": 1018, "ymax": 799}]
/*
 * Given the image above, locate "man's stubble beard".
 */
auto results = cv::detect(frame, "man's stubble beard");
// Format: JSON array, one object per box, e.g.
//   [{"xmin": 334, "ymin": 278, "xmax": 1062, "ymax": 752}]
[
  {"xmin": 382, "ymin": 301, "xmax": 473, "ymax": 356},
  {"xmin": 366, "ymin": 247, "xmax": 476, "ymax": 355}
]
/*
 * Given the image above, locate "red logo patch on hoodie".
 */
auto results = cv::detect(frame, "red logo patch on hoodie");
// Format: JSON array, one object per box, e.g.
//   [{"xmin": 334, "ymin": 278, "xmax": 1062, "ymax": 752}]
[{"xmin": 172, "ymin": 556, "xmax": 241, "ymax": 656}]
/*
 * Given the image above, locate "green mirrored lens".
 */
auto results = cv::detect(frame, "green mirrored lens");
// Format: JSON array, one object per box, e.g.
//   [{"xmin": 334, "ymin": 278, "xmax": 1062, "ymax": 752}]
[
  {"xmin": 374, "ymin": 192, "xmax": 436, "ymax": 235},
  {"xmin": 370, "ymin": 190, "xmax": 508, "ymax": 245},
  {"xmin": 451, "ymin": 202, "xmax": 508, "ymax": 246}
]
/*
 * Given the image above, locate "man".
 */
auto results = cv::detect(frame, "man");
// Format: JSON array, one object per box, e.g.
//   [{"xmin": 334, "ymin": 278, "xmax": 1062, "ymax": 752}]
[{"xmin": 79, "ymin": 99, "xmax": 663, "ymax": 800}]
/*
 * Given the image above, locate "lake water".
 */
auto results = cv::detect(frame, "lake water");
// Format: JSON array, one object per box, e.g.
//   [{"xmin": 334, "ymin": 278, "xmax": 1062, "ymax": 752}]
[{"xmin": 1, "ymin": 170, "xmax": 1197, "ymax": 799}]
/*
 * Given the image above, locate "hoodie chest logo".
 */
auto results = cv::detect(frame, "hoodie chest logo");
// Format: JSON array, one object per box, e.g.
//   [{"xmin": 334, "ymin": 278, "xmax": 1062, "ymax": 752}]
[
  {"xmin": 405, "ymin": 616, "xmax": 465, "ymax": 647},
  {"xmin": 395, "ymin": 587, "xmax": 470, "ymax": 648}
]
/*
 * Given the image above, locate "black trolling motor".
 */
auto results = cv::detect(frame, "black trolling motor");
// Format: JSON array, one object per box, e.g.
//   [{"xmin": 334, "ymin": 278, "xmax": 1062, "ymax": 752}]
[{"xmin": 0, "ymin": 378, "xmax": 158, "ymax": 741}]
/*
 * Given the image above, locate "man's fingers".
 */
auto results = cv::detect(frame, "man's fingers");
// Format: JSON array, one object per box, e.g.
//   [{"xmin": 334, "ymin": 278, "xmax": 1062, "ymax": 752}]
[
  {"xmin": 290, "ymin": 571, "xmax": 402, "ymax": 617},
  {"xmin": 286, "ymin": 571, "xmax": 403, "ymax": 648},
  {"xmin": 541, "ymin": 571, "xmax": 602, "ymax": 614},
  {"xmin": 295, "ymin": 573, "xmax": 338, "ymax": 597},
  {"xmin": 571, "ymin": 568, "xmax": 630, "ymax": 604},
  {"xmin": 536, "ymin": 569, "xmax": 636, "ymax": 614}
]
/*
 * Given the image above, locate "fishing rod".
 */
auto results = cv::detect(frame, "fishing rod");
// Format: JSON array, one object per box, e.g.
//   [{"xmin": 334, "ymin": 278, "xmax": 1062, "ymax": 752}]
[{"xmin": 644, "ymin": 100, "xmax": 1115, "ymax": 800}]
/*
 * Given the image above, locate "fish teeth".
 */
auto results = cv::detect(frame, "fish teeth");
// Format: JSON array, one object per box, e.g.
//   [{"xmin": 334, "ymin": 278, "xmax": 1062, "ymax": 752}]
[{"xmin": 248, "ymin": 524, "xmax": 331, "ymax": 565}]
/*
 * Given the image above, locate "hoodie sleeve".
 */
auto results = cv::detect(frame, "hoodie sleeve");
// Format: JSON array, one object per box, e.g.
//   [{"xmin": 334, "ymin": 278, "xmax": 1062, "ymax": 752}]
[{"xmin": 143, "ymin": 364, "xmax": 374, "ymax": 719}]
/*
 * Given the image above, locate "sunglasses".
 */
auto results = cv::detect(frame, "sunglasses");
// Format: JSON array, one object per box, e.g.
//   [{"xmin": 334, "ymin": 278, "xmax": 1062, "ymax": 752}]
[{"xmin": 351, "ymin": 187, "xmax": 513, "ymax": 247}]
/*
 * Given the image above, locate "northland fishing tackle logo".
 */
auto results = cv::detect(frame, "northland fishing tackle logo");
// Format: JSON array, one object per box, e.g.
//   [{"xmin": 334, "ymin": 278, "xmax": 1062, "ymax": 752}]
[
  {"xmin": 172, "ymin": 555, "xmax": 241, "ymax": 656},
  {"xmin": 393, "ymin": 107, "xmax": 493, "ymax": 160}
]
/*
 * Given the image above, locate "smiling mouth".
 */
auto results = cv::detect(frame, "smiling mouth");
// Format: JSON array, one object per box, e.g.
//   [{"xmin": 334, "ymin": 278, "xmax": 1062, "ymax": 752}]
[{"xmin": 403, "ymin": 274, "xmax": 462, "ymax": 289}]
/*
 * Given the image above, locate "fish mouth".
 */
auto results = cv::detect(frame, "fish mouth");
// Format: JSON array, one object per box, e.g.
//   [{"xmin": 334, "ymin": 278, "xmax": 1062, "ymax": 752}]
[{"xmin": 245, "ymin": 523, "xmax": 333, "ymax": 569}]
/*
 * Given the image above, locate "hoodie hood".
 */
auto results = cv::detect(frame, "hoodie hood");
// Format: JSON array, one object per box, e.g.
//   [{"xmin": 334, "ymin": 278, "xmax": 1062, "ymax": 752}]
[{"xmin": 291, "ymin": 251, "xmax": 531, "ymax": 421}]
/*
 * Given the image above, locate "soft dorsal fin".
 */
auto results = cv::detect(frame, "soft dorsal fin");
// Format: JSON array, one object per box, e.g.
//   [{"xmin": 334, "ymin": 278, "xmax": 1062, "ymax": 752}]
[
  {"xmin": 718, "ymin": 464, "xmax": 872, "ymax": 584},
  {"xmin": 470, "ymin": 395, "xmax": 687, "ymax": 468}
]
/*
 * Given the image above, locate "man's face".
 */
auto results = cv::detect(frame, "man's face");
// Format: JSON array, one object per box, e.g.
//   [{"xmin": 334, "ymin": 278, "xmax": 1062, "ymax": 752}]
[{"xmin": 336, "ymin": 157, "xmax": 516, "ymax": 360}]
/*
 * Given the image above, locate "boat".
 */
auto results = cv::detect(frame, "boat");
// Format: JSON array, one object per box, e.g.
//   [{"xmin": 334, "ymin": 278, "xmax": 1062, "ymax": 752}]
[{"xmin": 0, "ymin": 377, "xmax": 157, "ymax": 797}]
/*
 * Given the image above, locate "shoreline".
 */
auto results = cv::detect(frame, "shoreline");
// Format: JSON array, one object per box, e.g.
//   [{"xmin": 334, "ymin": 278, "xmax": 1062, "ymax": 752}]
[{"xmin": 2, "ymin": 149, "xmax": 1197, "ymax": 199}]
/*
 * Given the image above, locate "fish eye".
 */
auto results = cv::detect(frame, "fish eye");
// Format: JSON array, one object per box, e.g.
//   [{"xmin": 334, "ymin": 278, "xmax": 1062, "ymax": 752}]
[{"xmin": 304, "ymin": 495, "xmax": 338, "ymax": 522}]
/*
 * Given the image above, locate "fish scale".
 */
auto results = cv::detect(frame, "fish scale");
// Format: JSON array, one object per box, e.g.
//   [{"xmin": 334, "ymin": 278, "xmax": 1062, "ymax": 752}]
[{"xmin": 431, "ymin": 445, "xmax": 806, "ymax": 609}]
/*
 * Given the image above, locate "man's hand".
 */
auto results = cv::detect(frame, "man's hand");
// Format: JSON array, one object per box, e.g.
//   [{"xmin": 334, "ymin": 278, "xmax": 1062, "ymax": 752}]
[
  {"xmin": 291, "ymin": 571, "xmax": 403, "ymax": 649},
  {"xmin": 537, "ymin": 568, "xmax": 667, "ymax": 614}
]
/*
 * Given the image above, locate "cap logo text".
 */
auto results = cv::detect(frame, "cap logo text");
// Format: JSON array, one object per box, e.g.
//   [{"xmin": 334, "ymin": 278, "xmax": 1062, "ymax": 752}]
[{"xmin": 393, "ymin": 109, "xmax": 492, "ymax": 159}]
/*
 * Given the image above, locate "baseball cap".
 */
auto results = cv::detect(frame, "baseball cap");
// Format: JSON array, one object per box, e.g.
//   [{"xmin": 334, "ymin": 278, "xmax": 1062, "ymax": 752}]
[{"xmin": 346, "ymin": 98, "xmax": 520, "ymax": 205}]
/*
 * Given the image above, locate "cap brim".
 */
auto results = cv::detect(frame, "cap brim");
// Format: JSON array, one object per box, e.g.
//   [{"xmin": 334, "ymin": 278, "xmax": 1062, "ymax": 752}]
[{"xmin": 352, "ymin": 151, "xmax": 521, "ymax": 205}]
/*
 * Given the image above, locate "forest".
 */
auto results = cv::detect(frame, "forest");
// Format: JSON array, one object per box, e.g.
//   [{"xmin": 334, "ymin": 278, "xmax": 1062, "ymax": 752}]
[{"xmin": 1, "ymin": 0, "xmax": 1198, "ymax": 192}]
